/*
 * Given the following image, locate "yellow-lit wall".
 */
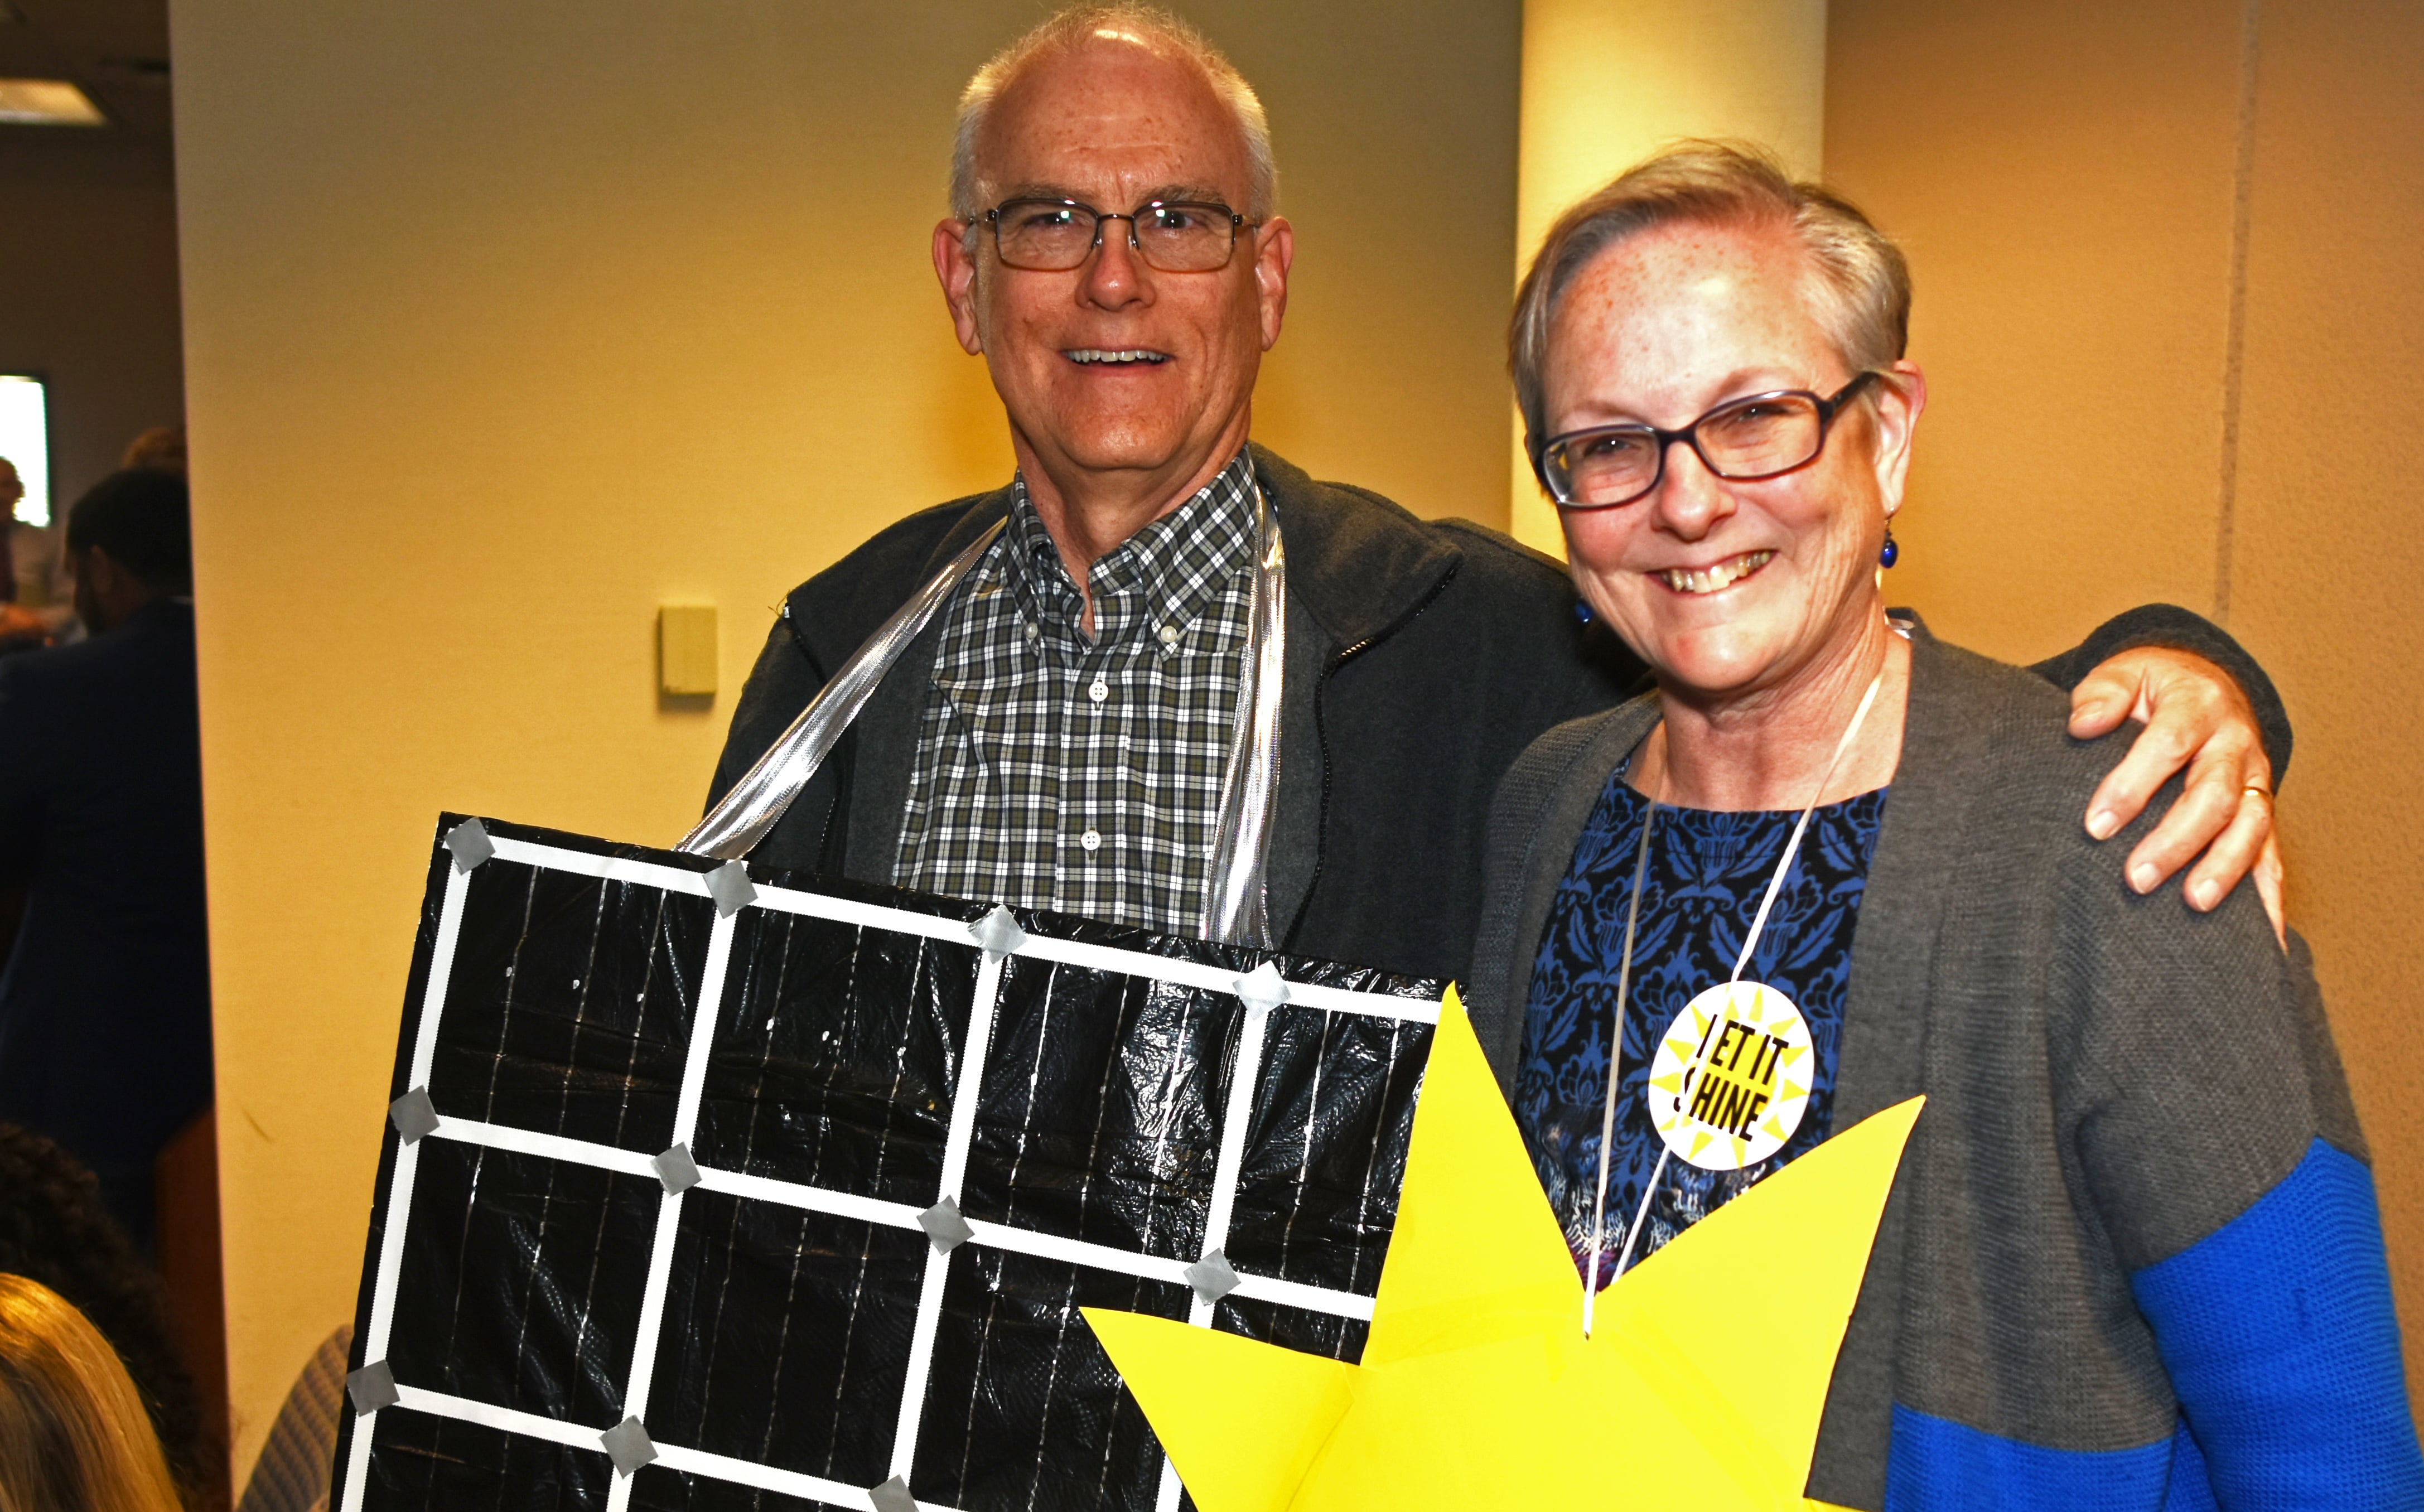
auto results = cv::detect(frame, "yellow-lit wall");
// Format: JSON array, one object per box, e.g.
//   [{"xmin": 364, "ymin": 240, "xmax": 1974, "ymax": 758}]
[
  {"xmin": 168, "ymin": 0, "xmax": 1523, "ymax": 1478},
  {"xmin": 2218, "ymin": 0, "xmax": 2424, "ymax": 1399},
  {"xmin": 1829, "ymin": 0, "xmax": 2424, "ymax": 1395},
  {"xmin": 1510, "ymin": 0, "xmax": 1827, "ymax": 555}
]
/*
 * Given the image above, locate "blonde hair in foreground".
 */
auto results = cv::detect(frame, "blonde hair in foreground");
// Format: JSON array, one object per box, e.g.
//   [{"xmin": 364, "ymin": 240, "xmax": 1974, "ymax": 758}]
[{"xmin": 0, "ymin": 1274, "xmax": 181, "ymax": 1512}]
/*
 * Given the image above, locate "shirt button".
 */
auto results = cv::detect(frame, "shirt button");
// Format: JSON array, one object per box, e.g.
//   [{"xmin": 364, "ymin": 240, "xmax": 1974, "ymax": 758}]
[
  {"xmin": 1025, "ymin": 623, "xmax": 1039, "ymax": 643},
  {"xmin": 1079, "ymin": 827, "xmax": 1102, "ymax": 852},
  {"xmin": 1088, "ymin": 677, "xmax": 1109, "ymax": 704},
  {"xmin": 1158, "ymin": 624, "xmax": 1180, "ymax": 648}
]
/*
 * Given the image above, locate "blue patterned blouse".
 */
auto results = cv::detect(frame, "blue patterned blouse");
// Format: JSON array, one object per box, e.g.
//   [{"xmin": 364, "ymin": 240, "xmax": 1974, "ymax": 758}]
[{"xmin": 1515, "ymin": 764, "xmax": 1889, "ymax": 1286}]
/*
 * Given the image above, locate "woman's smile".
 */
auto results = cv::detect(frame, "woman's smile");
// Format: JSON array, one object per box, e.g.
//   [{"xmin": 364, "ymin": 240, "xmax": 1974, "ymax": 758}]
[{"xmin": 1656, "ymin": 549, "xmax": 1774, "ymax": 596}]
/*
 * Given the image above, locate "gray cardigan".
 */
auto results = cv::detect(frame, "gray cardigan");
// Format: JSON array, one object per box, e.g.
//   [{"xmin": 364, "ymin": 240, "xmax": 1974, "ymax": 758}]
[{"xmin": 1465, "ymin": 625, "xmax": 2366, "ymax": 1508}]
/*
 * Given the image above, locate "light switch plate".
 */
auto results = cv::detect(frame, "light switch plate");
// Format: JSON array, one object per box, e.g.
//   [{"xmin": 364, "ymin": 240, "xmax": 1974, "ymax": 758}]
[{"xmin": 659, "ymin": 605, "xmax": 717, "ymax": 696}]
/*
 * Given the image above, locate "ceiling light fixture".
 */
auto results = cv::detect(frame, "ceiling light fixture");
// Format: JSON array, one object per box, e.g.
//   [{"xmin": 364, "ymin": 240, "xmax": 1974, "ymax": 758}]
[{"xmin": 0, "ymin": 79, "xmax": 107, "ymax": 127}]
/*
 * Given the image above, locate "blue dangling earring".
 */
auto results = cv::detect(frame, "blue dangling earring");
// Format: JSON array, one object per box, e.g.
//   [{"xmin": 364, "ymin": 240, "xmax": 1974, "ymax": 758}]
[
  {"xmin": 1575, "ymin": 598, "xmax": 1595, "ymax": 626},
  {"xmin": 1880, "ymin": 526, "xmax": 1900, "ymax": 569}
]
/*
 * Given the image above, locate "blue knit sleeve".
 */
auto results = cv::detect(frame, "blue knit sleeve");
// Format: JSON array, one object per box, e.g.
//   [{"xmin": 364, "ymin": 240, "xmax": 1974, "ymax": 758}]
[{"xmin": 2130, "ymin": 1139, "xmax": 2424, "ymax": 1509}]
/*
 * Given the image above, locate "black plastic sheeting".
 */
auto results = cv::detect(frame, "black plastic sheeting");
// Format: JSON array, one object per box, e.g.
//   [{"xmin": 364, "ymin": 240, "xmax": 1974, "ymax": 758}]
[{"xmin": 333, "ymin": 816, "xmax": 1438, "ymax": 1512}]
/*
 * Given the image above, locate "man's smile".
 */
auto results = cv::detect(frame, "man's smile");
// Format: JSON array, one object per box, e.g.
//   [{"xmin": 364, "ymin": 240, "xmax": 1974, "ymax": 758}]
[{"xmin": 1063, "ymin": 347, "xmax": 1171, "ymax": 365}]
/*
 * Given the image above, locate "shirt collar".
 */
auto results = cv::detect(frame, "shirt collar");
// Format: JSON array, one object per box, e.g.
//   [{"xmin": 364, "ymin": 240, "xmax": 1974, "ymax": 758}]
[{"xmin": 1002, "ymin": 448, "xmax": 1259, "ymax": 646}]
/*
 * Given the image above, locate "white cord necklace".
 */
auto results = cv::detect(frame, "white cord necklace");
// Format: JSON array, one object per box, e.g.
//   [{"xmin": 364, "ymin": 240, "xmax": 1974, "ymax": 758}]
[{"xmin": 1580, "ymin": 665, "xmax": 1885, "ymax": 1337}]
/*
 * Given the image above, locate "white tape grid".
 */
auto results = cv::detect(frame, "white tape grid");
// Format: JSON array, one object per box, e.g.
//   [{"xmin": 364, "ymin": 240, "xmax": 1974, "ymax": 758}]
[
  {"xmin": 416, "ymin": 1117, "xmax": 1372, "ymax": 1323},
  {"xmin": 603, "ymin": 909, "xmax": 738, "ymax": 1512},
  {"xmin": 490, "ymin": 833, "xmax": 1438, "ymax": 1030},
  {"xmin": 1154, "ymin": 997, "xmax": 1275, "ymax": 1512},
  {"xmin": 344, "ymin": 833, "xmax": 1430, "ymax": 1512},
  {"xmin": 887, "ymin": 948, "xmax": 1005, "ymax": 1480},
  {"xmin": 390, "ymin": 1382, "xmax": 921, "ymax": 1512},
  {"xmin": 340, "ymin": 859, "xmax": 474, "ymax": 1512}
]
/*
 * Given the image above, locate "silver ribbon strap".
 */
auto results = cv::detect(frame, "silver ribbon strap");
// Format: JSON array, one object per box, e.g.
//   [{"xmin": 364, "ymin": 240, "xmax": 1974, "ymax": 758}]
[
  {"xmin": 678, "ymin": 474, "xmax": 1287, "ymax": 951},
  {"xmin": 678, "ymin": 520, "xmax": 1006, "ymax": 860},
  {"xmin": 1198, "ymin": 479, "xmax": 1286, "ymax": 946}
]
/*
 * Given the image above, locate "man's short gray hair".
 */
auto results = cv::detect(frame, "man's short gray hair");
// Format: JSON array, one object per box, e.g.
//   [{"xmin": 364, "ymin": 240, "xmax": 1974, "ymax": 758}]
[
  {"xmin": 1509, "ymin": 142, "xmax": 1911, "ymax": 445},
  {"xmin": 950, "ymin": 4, "xmax": 1277, "ymax": 225}
]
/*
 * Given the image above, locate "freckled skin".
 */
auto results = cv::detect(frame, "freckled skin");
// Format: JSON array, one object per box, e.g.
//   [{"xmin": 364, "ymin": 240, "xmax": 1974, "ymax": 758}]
[
  {"xmin": 1541, "ymin": 220, "xmax": 1929, "ymax": 808},
  {"xmin": 931, "ymin": 38, "xmax": 1295, "ymax": 587}
]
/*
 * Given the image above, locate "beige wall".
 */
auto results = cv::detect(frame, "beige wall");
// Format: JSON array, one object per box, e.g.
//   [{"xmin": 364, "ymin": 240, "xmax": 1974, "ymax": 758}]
[
  {"xmin": 1829, "ymin": 0, "xmax": 2424, "ymax": 1396},
  {"xmin": 0, "ymin": 133, "xmax": 184, "ymax": 515},
  {"xmin": 168, "ymin": 0, "xmax": 1522, "ymax": 1479}
]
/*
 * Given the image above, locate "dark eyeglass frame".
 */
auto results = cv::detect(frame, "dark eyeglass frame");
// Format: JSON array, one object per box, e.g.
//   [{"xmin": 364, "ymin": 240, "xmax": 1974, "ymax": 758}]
[
  {"xmin": 1531, "ymin": 370, "xmax": 1885, "ymax": 510},
  {"xmin": 981, "ymin": 196, "xmax": 1252, "ymax": 273}
]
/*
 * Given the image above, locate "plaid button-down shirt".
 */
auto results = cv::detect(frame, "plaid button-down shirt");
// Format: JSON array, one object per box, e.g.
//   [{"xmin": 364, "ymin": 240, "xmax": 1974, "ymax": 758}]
[{"xmin": 894, "ymin": 450, "xmax": 1259, "ymax": 933}]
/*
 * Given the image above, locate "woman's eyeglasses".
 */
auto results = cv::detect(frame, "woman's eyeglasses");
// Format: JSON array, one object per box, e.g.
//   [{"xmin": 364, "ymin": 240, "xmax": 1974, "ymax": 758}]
[{"xmin": 1533, "ymin": 371, "xmax": 1884, "ymax": 509}]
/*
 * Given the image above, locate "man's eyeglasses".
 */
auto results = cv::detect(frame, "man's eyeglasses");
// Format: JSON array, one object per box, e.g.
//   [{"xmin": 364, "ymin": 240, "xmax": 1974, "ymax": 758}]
[
  {"xmin": 1532, "ymin": 371, "xmax": 1885, "ymax": 509},
  {"xmin": 982, "ymin": 197, "xmax": 1250, "ymax": 273}
]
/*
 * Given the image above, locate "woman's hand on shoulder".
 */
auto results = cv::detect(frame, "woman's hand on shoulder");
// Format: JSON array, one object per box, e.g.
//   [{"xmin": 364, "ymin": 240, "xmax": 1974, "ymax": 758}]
[{"xmin": 2066, "ymin": 645, "xmax": 2286, "ymax": 945}]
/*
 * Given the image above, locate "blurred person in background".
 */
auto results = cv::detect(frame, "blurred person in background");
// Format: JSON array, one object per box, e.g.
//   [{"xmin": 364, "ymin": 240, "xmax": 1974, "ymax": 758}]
[
  {"xmin": 0, "ymin": 470, "xmax": 209, "ymax": 1259},
  {"xmin": 0, "ymin": 1272, "xmax": 183, "ymax": 1512},
  {"xmin": 0, "ymin": 455, "xmax": 85, "ymax": 654},
  {"xmin": 120, "ymin": 428, "xmax": 185, "ymax": 479},
  {"xmin": 0, "ymin": 461, "xmax": 42, "ymax": 655},
  {"xmin": 0, "ymin": 426, "xmax": 184, "ymax": 661},
  {"xmin": 0, "ymin": 1125, "xmax": 213, "ymax": 1508}
]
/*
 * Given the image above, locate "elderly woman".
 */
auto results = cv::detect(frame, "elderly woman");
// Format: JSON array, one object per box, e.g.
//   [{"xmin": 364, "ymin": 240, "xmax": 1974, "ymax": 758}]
[{"xmin": 1465, "ymin": 146, "xmax": 2421, "ymax": 1510}]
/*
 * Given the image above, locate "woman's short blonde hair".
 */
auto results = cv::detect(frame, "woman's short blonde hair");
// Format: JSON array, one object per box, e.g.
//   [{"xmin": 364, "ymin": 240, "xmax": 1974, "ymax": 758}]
[
  {"xmin": 950, "ymin": 4, "xmax": 1276, "ymax": 222},
  {"xmin": 1509, "ymin": 141, "xmax": 1910, "ymax": 444},
  {"xmin": 0, "ymin": 1274, "xmax": 182, "ymax": 1512}
]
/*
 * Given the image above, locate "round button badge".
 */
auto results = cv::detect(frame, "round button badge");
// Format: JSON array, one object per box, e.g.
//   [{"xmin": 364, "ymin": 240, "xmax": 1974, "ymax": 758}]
[{"xmin": 1648, "ymin": 980, "xmax": 1814, "ymax": 1172}]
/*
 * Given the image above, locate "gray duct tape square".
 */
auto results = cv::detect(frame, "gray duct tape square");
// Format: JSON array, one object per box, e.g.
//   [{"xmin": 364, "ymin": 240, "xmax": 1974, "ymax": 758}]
[
  {"xmin": 705, "ymin": 860, "xmax": 756, "ymax": 917},
  {"xmin": 445, "ymin": 818, "xmax": 494, "ymax": 873},
  {"xmin": 601, "ymin": 1417, "xmax": 658, "ymax": 1474},
  {"xmin": 388, "ymin": 1088, "xmax": 438, "ymax": 1144},
  {"xmin": 1185, "ymin": 1249, "xmax": 1240, "ymax": 1303},
  {"xmin": 651, "ymin": 1143, "xmax": 702, "ymax": 1194},
  {"xmin": 919, "ymin": 1196, "xmax": 973, "ymax": 1254},
  {"xmin": 344, "ymin": 1360, "xmax": 398, "ymax": 1416}
]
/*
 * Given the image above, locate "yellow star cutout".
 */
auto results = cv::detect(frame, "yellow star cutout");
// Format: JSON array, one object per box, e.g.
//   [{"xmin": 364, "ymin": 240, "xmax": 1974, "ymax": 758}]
[{"xmin": 1084, "ymin": 987, "xmax": 1919, "ymax": 1512}]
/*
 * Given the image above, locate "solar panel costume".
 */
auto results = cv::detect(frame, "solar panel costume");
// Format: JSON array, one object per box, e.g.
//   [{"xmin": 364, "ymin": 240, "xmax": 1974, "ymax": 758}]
[{"xmin": 333, "ymin": 819, "xmax": 1442, "ymax": 1512}]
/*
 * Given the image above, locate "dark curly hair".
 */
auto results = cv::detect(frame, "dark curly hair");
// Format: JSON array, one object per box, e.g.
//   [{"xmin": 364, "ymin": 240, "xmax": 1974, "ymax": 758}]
[
  {"xmin": 0, "ymin": 1124, "xmax": 212, "ymax": 1508},
  {"xmin": 65, "ymin": 468, "xmax": 192, "ymax": 595}
]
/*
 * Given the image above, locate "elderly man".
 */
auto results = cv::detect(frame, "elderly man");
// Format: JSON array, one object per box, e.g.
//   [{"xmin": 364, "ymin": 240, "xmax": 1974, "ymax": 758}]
[{"xmin": 710, "ymin": 6, "xmax": 2286, "ymax": 983}]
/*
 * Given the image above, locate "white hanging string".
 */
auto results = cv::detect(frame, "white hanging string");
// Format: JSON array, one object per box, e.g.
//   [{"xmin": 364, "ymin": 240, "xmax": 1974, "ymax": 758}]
[
  {"xmin": 1582, "ymin": 664, "xmax": 1885, "ymax": 1325},
  {"xmin": 1579, "ymin": 802, "xmax": 1657, "ymax": 1339}
]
